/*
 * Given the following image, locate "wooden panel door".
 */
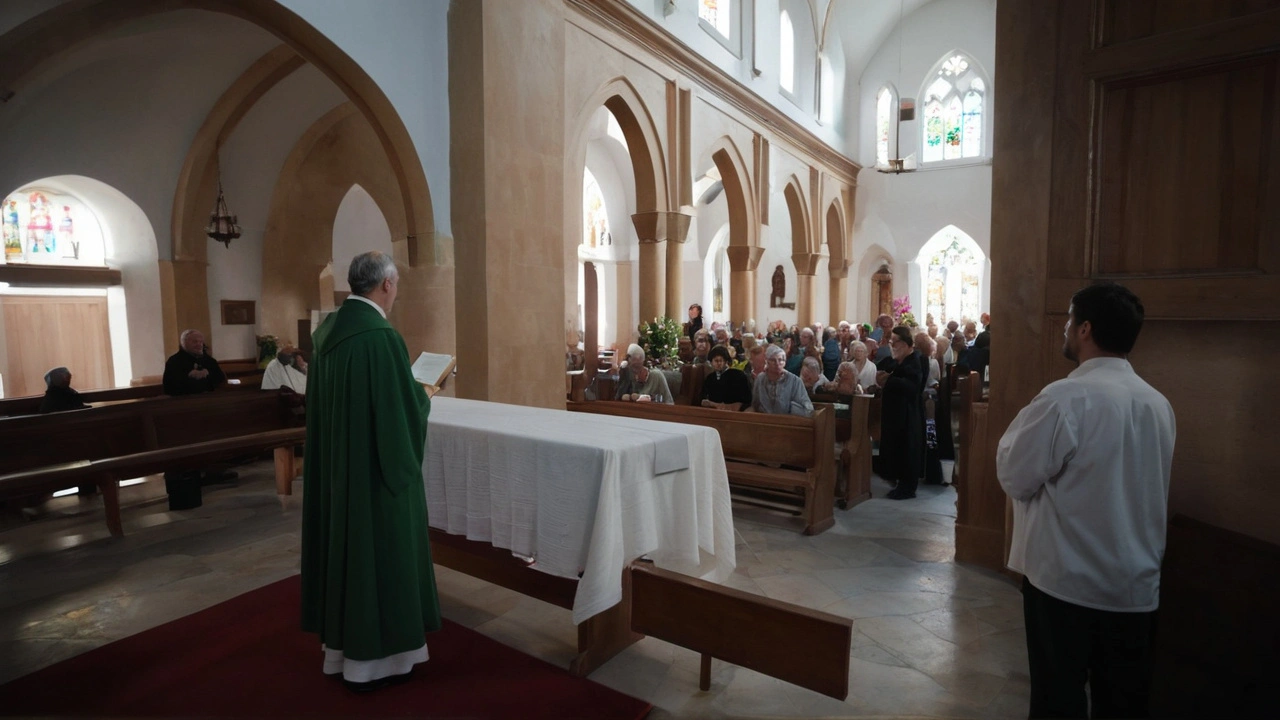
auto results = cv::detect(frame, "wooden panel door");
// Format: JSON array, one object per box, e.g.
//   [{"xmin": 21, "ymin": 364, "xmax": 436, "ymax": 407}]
[
  {"xmin": 2, "ymin": 295, "xmax": 114, "ymax": 397},
  {"xmin": 974, "ymin": 1, "xmax": 1280, "ymax": 568}
]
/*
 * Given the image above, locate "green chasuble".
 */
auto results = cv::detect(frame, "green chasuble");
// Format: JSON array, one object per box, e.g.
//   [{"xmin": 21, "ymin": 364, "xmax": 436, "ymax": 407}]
[{"xmin": 300, "ymin": 298, "xmax": 441, "ymax": 660}]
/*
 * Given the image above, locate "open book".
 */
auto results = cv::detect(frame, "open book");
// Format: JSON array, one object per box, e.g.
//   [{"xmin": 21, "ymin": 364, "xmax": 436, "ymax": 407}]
[{"xmin": 411, "ymin": 351, "xmax": 456, "ymax": 397}]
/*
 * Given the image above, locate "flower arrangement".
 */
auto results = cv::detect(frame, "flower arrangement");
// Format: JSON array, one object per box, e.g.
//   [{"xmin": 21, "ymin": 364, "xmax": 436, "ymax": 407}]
[
  {"xmin": 256, "ymin": 334, "xmax": 280, "ymax": 369},
  {"xmin": 637, "ymin": 317, "xmax": 681, "ymax": 367},
  {"xmin": 891, "ymin": 295, "xmax": 918, "ymax": 328}
]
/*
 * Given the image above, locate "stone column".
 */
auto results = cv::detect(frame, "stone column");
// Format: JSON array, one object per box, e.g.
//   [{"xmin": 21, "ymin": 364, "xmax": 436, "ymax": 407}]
[
  {"xmin": 829, "ymin": 259, "xmax": 850, "ymax": 324},
  {"xmin": 663, "ymin": 211, "xmax": 693, "ymax": 319},
  {"xmin": 792, "ymin": 252, "xmax": 821, "ymax": 325},
  {"xmin": 726, "ymin": 245, "xmax": 764, "ymax": 322},
  {"xmin": 158, "ymin": 257, "xmax": 212, "ymax": 353},
  {"xmin": 633, "ymin": 210, "xmax": 691, "ymax": 322}
]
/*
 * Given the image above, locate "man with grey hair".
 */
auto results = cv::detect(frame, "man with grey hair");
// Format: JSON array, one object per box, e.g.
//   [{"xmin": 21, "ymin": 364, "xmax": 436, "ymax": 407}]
[
  {"xmin": 614, "ymin": 343, "xmax": 674, "ymax": 403},
  {"xmin": 751, "ymin": 344, "xmax": 813, "ymax": 417},
  {"xmin": 301, "ymin": 250, "xmax": 441, "ymax": 692},
  {"xmin": 162, "ymin": 328, "xmax": 226, "ymax": 395},
  {"xmin": 38, "ymin": 366, "xmax": 89, "ymax": 414}
]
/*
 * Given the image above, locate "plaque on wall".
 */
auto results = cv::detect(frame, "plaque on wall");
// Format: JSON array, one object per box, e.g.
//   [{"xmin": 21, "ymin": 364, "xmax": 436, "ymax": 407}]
[{"xmin": 220, "ymin": 299, "xmax": 256, "ymax": 325}]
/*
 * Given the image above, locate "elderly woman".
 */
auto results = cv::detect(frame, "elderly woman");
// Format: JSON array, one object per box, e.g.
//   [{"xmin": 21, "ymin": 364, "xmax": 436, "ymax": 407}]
[
  {"xmin": 751, "ymin": 344, "xmax": 813, "ymax": 417},
  {"xmin": 847, "ymin": 340, "xmax": 878, "ymax": 392},
  {"xmin": 614, "ymin": 344, "xmax": 674, "ymax": 404},
  {"xmin": 799, "ymin": 356, "xmax": 829, "ymax": 394}
]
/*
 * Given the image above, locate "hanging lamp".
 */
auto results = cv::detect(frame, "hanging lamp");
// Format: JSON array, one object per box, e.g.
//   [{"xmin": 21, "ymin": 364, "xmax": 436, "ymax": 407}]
[{"xmin": 205, "ymin": 173, "xmax": 241, "ymax": 249}]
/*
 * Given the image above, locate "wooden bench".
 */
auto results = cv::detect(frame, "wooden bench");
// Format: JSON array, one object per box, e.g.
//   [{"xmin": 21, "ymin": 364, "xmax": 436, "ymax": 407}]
[
  {"xmin": 953, "ymin": 371, "xmax": 1003, "ymax": 565},
  {"xmin": 812, "ymin": 391, "xmax": 874, "ymax": 509},
  {"xmin": 568, "ymin": 400, "xmax": 837, "ymax": 535},
  {"xmin": 0, "ymin": 374, "xmax": 264, "ymax": 418},
  {"xmin": 0, "ymin": 391, "xmax": 305, "ymax": 536}
]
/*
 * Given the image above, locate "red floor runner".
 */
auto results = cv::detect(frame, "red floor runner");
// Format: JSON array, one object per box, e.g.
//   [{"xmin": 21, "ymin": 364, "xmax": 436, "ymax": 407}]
[{"xmin": 0, "ymin": 574, "xmax": 651, "ymax": 719}]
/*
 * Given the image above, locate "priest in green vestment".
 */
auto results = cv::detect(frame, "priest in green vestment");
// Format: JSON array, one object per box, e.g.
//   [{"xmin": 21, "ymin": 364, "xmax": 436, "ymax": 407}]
[{"xmin": 300, "ymin": 250, "xmax": 441, "ymax": 692}]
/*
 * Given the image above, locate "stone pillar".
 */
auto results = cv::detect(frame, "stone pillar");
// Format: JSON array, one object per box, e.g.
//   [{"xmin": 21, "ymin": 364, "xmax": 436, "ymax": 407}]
[
  {"xmin": 636, "ymin": 237, "xmax": 666, "ymax": 323},
  {"xmin": 829, "ymin": 259, "xmax": 850, "ymax": 324},
  {"xmin": 158, "ymin": 257, "xmax": 212, "ymax": 353},
  {"xmin": 726, "ymin": 245, "xmax": 765, "ymax": 322},
  {"xmin": 792, "ymin": 252, "xmax": 821, "ymax": 326},
  {"xmin": 633, "ymin": 210, "xmax": 692, "ymax": 322},
  {"xmin": 664, "ymin": 211, "xmax": 693, "ymax": 319}
]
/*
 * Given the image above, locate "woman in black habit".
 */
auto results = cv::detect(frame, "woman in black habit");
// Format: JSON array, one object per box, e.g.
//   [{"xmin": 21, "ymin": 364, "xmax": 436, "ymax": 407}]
[{"xmin": 874, "ymin": 327, "xmax": 926, "ymax": 500}]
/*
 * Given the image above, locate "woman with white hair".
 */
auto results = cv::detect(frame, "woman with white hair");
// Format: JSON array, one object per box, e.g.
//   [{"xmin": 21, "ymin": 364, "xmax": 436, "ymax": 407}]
[
  {"xmin": 799, "ymin": 356, "xmax": 829, "ymax": 394},
  {"xmin": 614, "ymin": 344, "xmax": 674, "ymax": 404}
]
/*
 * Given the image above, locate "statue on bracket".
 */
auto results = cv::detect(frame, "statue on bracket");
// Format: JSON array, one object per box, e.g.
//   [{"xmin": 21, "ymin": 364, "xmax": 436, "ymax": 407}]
[{"xmin": 770, "ymin": 265, "xmax": 795, "ymax": 310}]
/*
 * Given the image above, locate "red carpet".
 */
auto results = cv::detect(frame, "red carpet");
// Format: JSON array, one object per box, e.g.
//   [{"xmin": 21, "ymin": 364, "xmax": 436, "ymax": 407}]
[{"xmin": 0, "ymin": 574, "xmax": 651, "ymax": 718}]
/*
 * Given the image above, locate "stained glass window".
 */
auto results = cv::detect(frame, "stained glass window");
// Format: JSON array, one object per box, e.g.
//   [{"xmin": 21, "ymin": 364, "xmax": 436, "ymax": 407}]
[
  {"xmin": 1, "ymin": 187, "xmax": 105, "ymax": 266},
  {"xmin": 925, "ymin": 235, "xmax": 982, "ymax": 326},
  {"xmin": 876, "ymin": 87, "xmax": 893, "ymax": 168},
  {"xmin": 921, "ymin": 53, "xmax": 986, "ymax": 164},
  {"xmin": 779, "ymin": 11, "xmax": 795, "ymax": 94},
  {"xmin": 699, "ymin": 0, "xmax": 732, "ymax": 39},
  {"xmin": 582, "ymin": 169, "xmax": 610, "ymax": 249}
]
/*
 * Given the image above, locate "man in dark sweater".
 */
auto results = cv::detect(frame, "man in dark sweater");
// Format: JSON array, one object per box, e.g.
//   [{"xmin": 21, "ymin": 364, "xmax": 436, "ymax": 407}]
[
  {"xmin": 161, "ymin": 329, "xmax": 231, "ymax": 509},
  {"xmin": 38, "ymin": 367, "xmax": 89, "ymax": 414},
  {"xmin": 163, "ymin": 329, "xmax": 226, "ymax": 395}
]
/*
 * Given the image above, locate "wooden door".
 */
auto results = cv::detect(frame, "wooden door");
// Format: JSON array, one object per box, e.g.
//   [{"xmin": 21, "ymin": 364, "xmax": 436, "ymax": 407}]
[{"xmin": 2, "ymin": 295, "xmax": 113, "ymax": 397}]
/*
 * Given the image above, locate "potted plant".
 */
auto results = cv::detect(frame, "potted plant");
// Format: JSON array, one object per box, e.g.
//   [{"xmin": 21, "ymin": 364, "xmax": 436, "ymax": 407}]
[{"xmin": 637, "ymin": 317, "xmax": 681, "ymax": 369}]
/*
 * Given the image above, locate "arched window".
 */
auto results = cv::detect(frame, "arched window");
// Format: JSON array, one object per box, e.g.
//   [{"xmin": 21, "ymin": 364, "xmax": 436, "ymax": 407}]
[
  {"xmin": 915, "ymin": 226, "xmax": 985, "ymax": 326},
  {"xmin": 875, "ymin": 86, "xmax": 895, "ymax": 168},
  {"xmin": 819, "ymin": 54, "xmax": 835, "ymax": 124},
  {"xmin": 699, "ymin": 0, "xmax": 733, "ymax": 41},
  {"xmin": 779, "ymin": 11, "xmax": 795, "ymax": 94},
  {"xmin": 2, "ymin": 187, "xmax": 106, "ymax": 266},
  {"xmin": 921, "ymin": 53, "xmax": 986, "ymax": 164},
  {"xmin": 582, "ymin": 169, "xmax": 610, "ymax": 249}
]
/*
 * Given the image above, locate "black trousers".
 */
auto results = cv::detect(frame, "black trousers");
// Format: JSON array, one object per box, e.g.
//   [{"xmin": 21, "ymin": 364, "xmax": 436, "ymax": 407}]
[{"xmin": 1022, "ymin": 578, "xmax": 1156, "ymax": 719}]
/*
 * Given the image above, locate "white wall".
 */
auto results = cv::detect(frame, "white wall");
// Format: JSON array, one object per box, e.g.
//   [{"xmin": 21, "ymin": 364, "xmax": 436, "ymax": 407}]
[
  {"xmin": 0, "ymin": 10, "xmax": 281, "ymax": 263},
  {"xmin": 625, "ymin": 0, "xmax": 844, "ymax": 153},
  {"xmin": 850, "ymin": 0, "xmax": 994, "ymax": 325},
  {"xmin": 274, "ymin": 0, "xmax": 453, "ymax": 241},
  {"xmin": 332, "ymin": 184, "xmax": 394, "ymax": 293},
  {"xmin": 209, "ymin": 63, "xmax": 346, "ymax": 359},
  {"xmin": 857, "ymin": 0, "xmax": 996, "ymax": 169}
]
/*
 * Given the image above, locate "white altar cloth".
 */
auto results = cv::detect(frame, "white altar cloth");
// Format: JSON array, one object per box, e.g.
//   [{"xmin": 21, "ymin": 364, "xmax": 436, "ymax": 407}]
[{"xmin": 424, "ymin": 397, "xmax": 736, "ymax": 624}]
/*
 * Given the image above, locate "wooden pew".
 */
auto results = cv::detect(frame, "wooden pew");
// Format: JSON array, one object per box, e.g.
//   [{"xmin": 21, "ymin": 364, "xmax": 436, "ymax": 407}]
[
  {"xmin": 678, "ymin": 362, "xmax": 707, "ymax": 406},
  {"xmin": 812, "ymin": 392, "xmax": 874, "ymax": 510},
  {"xmin": 953, "ymin": 372, "xmax": 1003, "ymax": 565},
  {"xmin": 0, "ymin": 391, "xmax": 305, "ymax": 536},
  {"xmin": 0, "ymin": 374, "xmax": 264, "ymax": 418},
  {"xmin": 568, "ymin": 400, "xmax": 837, "ymax": 535}
]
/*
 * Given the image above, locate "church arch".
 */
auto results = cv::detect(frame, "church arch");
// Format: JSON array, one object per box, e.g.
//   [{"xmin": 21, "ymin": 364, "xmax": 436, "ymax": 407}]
[
  {"xmin": 782, "ymin": 175, "xmax": 811, "ymax": 257},
  {"xmin": 698, "ymin": 136, "xmax": 757, "ymax": 249},
  {"xmin": 0, "ymin": 0, "xmax": 435, "ymax": 266}
]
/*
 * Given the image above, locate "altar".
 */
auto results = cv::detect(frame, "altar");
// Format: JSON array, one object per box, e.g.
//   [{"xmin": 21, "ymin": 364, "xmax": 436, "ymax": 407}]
[{"xmin": 422, "ymin": 397, "xmax": 736, "ymax": 625}]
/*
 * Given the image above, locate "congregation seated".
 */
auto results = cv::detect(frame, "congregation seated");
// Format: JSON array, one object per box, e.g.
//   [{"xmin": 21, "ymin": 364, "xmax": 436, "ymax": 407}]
[
  {"xmin": 163, "ymin": 329, "xmax": 226, "ymax": 396},
  {"xmin": 700, "ymin": 346, "xmax": 752, "ymax": 411},
  {"xmin": 712, "ymin": 327, "xmax": 740, "ymax": 361},
  {"xmin": 261, "ymin": 348, "xmax": 308, "ymax": 395},
  {"xmin": 614, "ymin": 344, "xmax": 674, "ymax": 404},
  {"xmin": 783, "ymin": 335, "xmax": 804, "ymax": 375},
  {"xmin": 751, "ymin": 345, "xmax": 813, "ymax": 417},
  {"xmin": 38, "ymin": 366, "xmax": 89, "ymax": 414},
  {"xmin": 821, "ymin": 327, "xmax": 840, "ymax": 380},
  {"xmin": 800, "ymin": 356, "xmax": 829, "ymax": 395}
]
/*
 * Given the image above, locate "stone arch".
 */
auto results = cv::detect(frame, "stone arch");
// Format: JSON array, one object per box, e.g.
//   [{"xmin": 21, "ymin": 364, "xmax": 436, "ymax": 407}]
[
  {"xmin": 782, "ymin": 175, "xmax": 811, "ymax": 257},
  {"xmin": 700, "ymin": 136, "xmax": 757, "ymax": 249},
  {"xmin": 826, "ymin": 199, "xmax": 849, "ymax": 323},
  {"xmin": 566, "ymin": 77, "xmax": 668, "ymax": 220},
  {"xmin": 0, "ymin": 0, "xmax": 435, "ymax": 266}
]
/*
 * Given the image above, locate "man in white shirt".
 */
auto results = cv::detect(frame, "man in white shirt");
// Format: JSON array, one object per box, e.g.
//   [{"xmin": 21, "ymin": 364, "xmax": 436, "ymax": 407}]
[
  {"xmin": 996, "ymin": 282, "xmax": 1175, "ymax": 719},
  {"xmin": 261, "ymin": 348, "xmax": 308, "ymax": 394}
]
